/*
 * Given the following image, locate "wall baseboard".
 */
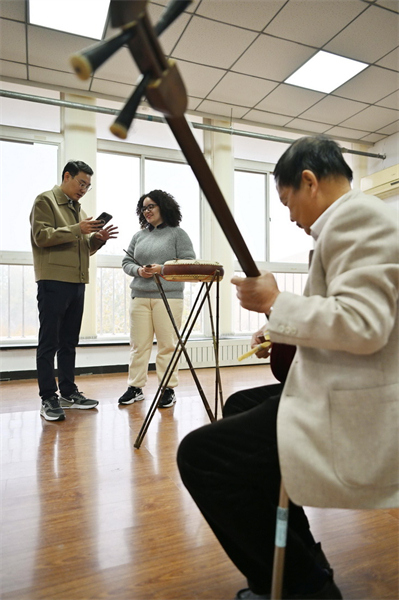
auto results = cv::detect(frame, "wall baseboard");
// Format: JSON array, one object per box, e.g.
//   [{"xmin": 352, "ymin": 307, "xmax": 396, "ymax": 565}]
[{"xmin": 0, "ymin": 363, "xmax": 156, "ymax": 382}]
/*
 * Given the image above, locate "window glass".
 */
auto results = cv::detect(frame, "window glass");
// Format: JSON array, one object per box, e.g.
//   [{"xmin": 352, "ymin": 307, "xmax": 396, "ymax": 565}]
[
  {"xmin": 0, "ymin": 140, "xmax": 58, "ymax": 252},
  {"xmin": 234, "ymin": 171, "xmax": 266, "ymax": 262},
  {"xmin": 269, "ymin": 178, "xmax": 313, "ymax": 263},
  {"xmin": 0, "ymin": 265, "xmax": 38, "ymax": 340},
  {"xmin": 96, "ymin": 152, "xmax": 140, "ymax": 255},
  {"xmin": 144, "ymin": 159, "xmax": 201, "ymax": 257}
]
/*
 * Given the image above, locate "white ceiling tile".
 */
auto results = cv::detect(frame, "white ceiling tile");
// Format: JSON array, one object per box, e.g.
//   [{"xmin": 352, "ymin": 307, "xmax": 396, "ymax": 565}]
[
  {"xmin": 374, "ymin": 0, "xmax": 399, "ymax": 12},
  {"xmin": 29, "ymin": 66, "xmax": 91, "ymax": 92},
  {"xmin": 283, "ymin": 118, "xmax": 331, "ymax": 133},
  {"xmin": 0, "ymin": 0, "xmax": 25, "ymax": 21},
  {"xmin": 359, "ymin": 132, "xmax": 388, "ymax": 143},
  {"xmin": 232, "ymin": 34, "xmax": 315, "ymax": 81},
  {"xmin": 300, "ymin": 95, "xmax": 369, "ymax": 124},
  {"xmin": 256, "ymin": 84, "xmax": 324, "ymax": 117},
  {"xmin": 377, "ymin": 120, "xmax": 399, "ymax": 134},
  {"xmin": 90, "ymin": 78, "xmax": 134, "ymax": 100},
  {"xmin": 264, "ymin": 0, "xmax": 365, "ymax": 47},
  {"xmin": 145, "ymin": 2, "xmax": 193, "ymax": 56},
  {"xmin": 327, "ymin": 125, "xmax": 374, "ymax": 139},
  {"xmin": 148, "ymin": 0, "xmax": 201, "ymax": 12},
  {"xmin": 187, "ymin": 96, "xmax": 203, "ymax": 112},
  {"xmin": 334, "ymin": 65, "xmax": 399, "ymax": 104},
  {"xmin": 92, "ymin": 46, "xmax": 140, "ymax": 84},
  {"xmin": 194, "ymin": 99, "xmax": 248, "ymax": 120},
  {"xmin": 243, "ymin": 109, "xmax": 292, "ymax": 127},
  {"xmin": 340, "ymin": 104, "xmax": 398, "ymax": 131},
  {"xmin": 208, "ymin": 72, "xmax": 277, "ymax": 107},
  {"xmin": 325, "ymin": 4, "xmax": 399, "ymax": 63},
  {"xmin": 0, "ymin": 19, "xmax": 26, "ymax": 62},
  {"xmin": 28, "ymin": 26, "xmax": 97, "ymax": 73},
  {"xmin": 376, "ymin": 90, "xmax": 399, "ymax": 110},
  {"xmin": 0, "ymin": 59, "xmax": 27, "ymax": 79},
  {"xmin": 175, "ymin": 60, "xmax": 225, "ymax": 97},
  {"xmin": 376, "ymin": 47, "xmax": 399, "ymax": 70},
  {"xmin": 196, "ymin": 0, "xmax": 286, "ymax": 32},
  {"xmin": 172, "ymin": 16, "xmax": 257, "ymax": 69}
]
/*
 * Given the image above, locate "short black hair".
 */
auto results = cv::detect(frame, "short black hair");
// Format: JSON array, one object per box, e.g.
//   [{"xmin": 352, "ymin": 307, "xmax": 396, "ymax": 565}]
[
  {"xmin": 62, "ymin": 160, "xmax": 94, "ymax": 181},
  {"xmin": 273, "ymin": 135, "xmax": 353, "ymax": 190},
  {"xmin": 137, "ymin": 190, "xmax": 182, "ymax": 228}
]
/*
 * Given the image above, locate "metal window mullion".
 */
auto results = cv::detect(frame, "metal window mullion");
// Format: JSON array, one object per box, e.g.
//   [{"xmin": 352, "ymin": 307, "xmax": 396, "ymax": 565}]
[
  {"xmin": 112, "ymin": 269, "xmax": 115, "ymax": 336},
  {"xmin": 7, "ymin": 265, "xmax": 11, "ymax": 338},
  {"xmin": 21, "ymin": 266, "xmax": 25, "ymax": 338}
]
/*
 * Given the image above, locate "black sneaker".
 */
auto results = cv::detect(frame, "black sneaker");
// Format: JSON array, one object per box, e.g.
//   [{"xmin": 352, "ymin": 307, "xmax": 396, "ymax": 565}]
[
  {"xmin": 312, "ymin": 542, "xmax": 333, "ymax": 577},
  {"xmin": 59, "ymin": 390, "xmax": 98, "ymax": 409},
  {"xmin": 118, "ymin": 386, "xmax": 145, "ymax": 405},
  {"xmin": 234, "ymin": 543, "xmax": 337, "ymax": 600},
  {"xmin": 40, "ymin": 395, "xmax": 66, "ymax": 421},
  {"xmin": 235, "ymin": 577, "xmax": 342, "ymax": 600},
  {"xmin": 158, "ymin": 387, "xmax": 176, "ymax": 408}
]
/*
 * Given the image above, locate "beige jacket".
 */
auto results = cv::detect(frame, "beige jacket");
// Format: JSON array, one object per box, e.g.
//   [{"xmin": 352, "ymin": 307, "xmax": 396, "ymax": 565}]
[
  {"xmin": 30, "ymin": 185, "xmax": 104, "ymax": 283},
  {"xmin": 269, "ymin": 189, "xmax": 399, "ymax": 509}
]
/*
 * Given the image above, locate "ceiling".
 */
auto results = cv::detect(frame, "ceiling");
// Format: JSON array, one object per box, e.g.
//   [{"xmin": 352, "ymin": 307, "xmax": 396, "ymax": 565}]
[{"xmin": 0, "ymin": 0, "xmax": 398, "ymax": 145}]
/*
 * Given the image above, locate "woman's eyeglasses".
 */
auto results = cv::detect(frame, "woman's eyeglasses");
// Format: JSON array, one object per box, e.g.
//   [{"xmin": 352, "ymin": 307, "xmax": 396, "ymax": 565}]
[{"xmin": 141, "ymin": 203, "xmax": 157, "ymax": 213}]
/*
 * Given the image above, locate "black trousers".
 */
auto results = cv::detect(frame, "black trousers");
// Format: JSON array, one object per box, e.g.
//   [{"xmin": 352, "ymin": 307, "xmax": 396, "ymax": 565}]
[
  {"xmin": 36, "ymin": 280, "xmax": 85, "ymax": 401},
  {"xmin": 177, "ymin": 384, "xmax": 318, "ymax": 594}
]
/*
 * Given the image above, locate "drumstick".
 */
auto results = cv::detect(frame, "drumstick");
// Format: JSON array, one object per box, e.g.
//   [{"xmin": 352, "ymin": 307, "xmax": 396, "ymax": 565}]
[
  {"xmin": 238, "ymin": 340, "xmax": 271, "ymax": 361},
  {"xmin": 123, "ymin": 249, "xmax": 152, "ymax": 269}
]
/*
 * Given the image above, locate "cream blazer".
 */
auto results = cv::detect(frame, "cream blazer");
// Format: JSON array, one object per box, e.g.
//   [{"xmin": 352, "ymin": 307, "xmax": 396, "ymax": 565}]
[{"xmin": 269, "ymin": 189, "xmax": 399, "ymax": 509}]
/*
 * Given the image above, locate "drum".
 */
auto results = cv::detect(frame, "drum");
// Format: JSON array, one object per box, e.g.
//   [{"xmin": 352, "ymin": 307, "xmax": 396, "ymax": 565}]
[{"xmin": 162, "ymin": 259, "xmax": 224, "ymax": 282}]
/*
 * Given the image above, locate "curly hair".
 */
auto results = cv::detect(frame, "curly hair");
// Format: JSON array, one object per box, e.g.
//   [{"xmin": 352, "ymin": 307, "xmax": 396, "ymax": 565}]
[{"xmin": 137, "ymin": 190, "xmax": 182, "ymax": 229}]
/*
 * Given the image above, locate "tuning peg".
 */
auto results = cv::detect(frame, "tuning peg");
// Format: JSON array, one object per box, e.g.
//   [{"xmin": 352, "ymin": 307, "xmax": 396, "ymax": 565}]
[
  {"xmin": 70, "ymin": 26, "xmax": 136, "ymax": 80},
  {"xmin": 110, "ymin": 74, "xmax": 150, "ymax": 139}
]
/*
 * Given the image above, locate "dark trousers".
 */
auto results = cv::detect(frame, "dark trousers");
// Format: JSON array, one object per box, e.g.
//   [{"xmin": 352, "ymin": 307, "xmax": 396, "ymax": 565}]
[
  {"xmin": 177, "ymin": 384, "xmax": 318, "ymax": 594},
  {"xmin": 36, "ymin": 280, "xmax": 85, "ymax": 401}
]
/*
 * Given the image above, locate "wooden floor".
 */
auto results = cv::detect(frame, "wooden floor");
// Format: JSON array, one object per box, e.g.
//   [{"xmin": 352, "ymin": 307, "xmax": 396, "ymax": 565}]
[{"xmin": 1, "ymin": 366, "xmax": 398, "ymax": 600}]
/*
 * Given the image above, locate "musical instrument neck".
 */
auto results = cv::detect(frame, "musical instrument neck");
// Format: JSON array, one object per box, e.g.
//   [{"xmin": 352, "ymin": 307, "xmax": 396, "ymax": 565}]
[{"xmin": 166, "ymin": 115, "xmax": 260, "ymax": 279}]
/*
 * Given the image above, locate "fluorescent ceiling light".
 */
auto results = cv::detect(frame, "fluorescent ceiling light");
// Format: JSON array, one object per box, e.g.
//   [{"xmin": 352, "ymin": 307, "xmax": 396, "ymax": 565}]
[
  {"xmin": 285, "ymin": 51, "xmax": 368, "ymax": 93},
  {"xmin": 29, "ymin": 0, "xmax": 111, "ymax": 40}
]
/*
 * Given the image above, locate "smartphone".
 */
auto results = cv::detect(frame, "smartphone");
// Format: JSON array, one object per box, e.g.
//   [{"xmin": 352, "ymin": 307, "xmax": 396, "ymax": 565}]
[{"xmin": 96, "ymin": 212, "xmax": 113, "ymax": 227}]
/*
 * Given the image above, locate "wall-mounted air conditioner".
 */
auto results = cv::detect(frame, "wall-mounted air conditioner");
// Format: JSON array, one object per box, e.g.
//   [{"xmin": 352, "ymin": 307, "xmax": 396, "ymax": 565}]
[{"xmin": 360, "ymin": 164, "xmax": 399, "ymax": 199}]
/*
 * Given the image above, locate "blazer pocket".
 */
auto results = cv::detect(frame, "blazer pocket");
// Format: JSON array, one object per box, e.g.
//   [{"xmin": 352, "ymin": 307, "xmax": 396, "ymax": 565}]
[{"xmin": 330, "ymin": 383, "xmax": 399, "ymax": 489}]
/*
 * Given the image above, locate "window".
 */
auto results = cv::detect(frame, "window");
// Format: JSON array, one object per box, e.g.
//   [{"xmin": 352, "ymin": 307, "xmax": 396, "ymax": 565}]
[
  {"xmin": 232, "ymin": 168, "xmax": 312, "ymax": 334},
  {"xmin": 144, "ymin": 158, "xmax": 201, "ymax": 257},
  {"xmin": 269, "ymin": 178, "xmax": 313, "ymax": 264},
  {"xmin": 0, "ymin": 140, "xmax": 59, "ymax": 252},
  {"xmin": 234, "ymin": 170, "xmax": 266, "ymax": 262},
  {"xmin": 95, "ymin": 152, "xmax": 202, "ymax": 338},
  {"xmin": 0, "ymin": 140, "xmax": 58, "ymax": 340},
  {"xmin": 96, "ymin": 152, "xmax": 140, "ymax": 256}
]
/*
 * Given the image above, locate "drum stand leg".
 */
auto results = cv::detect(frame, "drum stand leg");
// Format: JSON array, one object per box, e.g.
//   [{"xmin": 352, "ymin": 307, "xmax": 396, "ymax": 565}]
[
  {"xmin": 205, "ymin": 276, "xmax": 224, "ymax": 418},
  {"xmin": 271, "ymin": 480, "xmax": 290, "ymax": 600},
  {"xmin": 134, "ymin": 275, "xmax": 219, "ymax": 448}
]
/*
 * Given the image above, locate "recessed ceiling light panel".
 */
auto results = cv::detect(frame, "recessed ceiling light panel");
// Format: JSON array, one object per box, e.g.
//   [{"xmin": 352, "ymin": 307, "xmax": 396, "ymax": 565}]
[
  {"xmin": 29, "ymin": 0, "xmax": 111, "ymax": 40},
  {"xmin": 285, "ymin": 51, "xmax": 368, "ymax": 94}
]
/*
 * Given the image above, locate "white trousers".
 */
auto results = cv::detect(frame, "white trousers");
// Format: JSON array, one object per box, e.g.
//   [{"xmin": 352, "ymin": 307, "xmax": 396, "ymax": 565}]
[{"xmin": 128, "ymin": 297, "xmax": 184, "ymax": 389}]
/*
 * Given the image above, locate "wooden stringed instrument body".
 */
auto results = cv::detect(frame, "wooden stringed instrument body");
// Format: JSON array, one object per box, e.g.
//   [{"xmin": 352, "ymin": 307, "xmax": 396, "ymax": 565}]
[{"xmin": 270, "ymin": 343, "xmax": 296, "ymax": 384}]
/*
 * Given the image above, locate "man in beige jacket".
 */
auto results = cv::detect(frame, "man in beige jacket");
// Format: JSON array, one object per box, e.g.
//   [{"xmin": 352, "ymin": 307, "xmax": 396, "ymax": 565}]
[
  {"xmin": 178, "ymin": 136, "xmax": 398, "ymax": 599},
  {"xmin": 30, "ymin": 160, "xmax": 118, "ymax": 421}
]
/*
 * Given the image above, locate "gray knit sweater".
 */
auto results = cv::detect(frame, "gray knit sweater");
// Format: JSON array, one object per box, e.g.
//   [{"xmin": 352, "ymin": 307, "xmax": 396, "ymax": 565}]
[{"xmin": 122, "ymin": 224, "xmax": 196, "ymax": 299}]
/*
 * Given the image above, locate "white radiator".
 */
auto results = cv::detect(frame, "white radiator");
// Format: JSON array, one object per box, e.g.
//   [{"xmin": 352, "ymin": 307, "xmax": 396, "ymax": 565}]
[{"xmin": 177, "ymin": 338, "xmax": 269, "ymax": 369}]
